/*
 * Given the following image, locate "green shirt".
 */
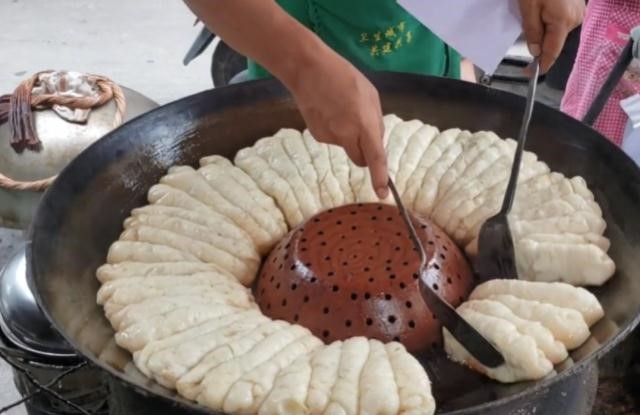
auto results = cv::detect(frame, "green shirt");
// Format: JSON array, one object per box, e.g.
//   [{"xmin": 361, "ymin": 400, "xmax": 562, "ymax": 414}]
[{"xmin": 247, "ymin": 0, "xmax": 461, "ymax": 80}]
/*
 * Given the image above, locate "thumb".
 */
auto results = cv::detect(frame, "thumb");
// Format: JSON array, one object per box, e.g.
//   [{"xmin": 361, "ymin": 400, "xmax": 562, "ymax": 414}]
[{"xmin": 519, "ymin": 0, "xmax": 544, "ymax": 57}]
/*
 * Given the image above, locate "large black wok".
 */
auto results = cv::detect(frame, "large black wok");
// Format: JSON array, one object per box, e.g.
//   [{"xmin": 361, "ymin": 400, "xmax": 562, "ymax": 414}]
[{"xmin": 27, "ymin": 73, "xmax": 640, "ymax": 414}]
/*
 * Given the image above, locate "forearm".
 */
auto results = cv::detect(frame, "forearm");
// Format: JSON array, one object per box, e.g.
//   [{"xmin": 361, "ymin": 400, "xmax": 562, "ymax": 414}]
[
  {"xmin": 183, "ymin": 0, "xmax": 330, "ymax": 89},
  {"xmin": 183, "ymin": 1, "xmax": 388, "ymax": 196}
]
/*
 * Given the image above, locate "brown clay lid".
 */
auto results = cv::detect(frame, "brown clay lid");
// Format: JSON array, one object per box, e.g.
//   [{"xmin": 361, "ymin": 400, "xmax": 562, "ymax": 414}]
[{"xmin": 255, "ymin": 203, "xmax": 474, "ymax": 353}]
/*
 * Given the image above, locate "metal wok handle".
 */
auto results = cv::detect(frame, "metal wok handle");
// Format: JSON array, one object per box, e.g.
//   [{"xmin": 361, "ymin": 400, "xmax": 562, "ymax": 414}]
[{"xmin": 583, "ymin": 26, "xmax": 640, "ymax": 126}]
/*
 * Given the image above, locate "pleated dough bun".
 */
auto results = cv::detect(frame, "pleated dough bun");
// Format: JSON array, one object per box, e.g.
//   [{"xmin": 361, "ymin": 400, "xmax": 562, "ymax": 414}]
[{"xmin": 445, "ymin": 279, "xmax": 604, "ymax": 383}]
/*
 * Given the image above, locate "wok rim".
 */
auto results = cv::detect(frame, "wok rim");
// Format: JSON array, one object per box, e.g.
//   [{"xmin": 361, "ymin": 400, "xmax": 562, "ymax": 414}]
[{"xmin": 26, "ymin": 72, "xmax": 640, "ymax": 414}]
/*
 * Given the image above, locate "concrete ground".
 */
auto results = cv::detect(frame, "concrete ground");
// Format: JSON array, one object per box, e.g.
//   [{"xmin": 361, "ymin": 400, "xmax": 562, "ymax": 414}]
[{"xmin": 1, "ymin": 0, "xmax": 218, "ymax": 412}]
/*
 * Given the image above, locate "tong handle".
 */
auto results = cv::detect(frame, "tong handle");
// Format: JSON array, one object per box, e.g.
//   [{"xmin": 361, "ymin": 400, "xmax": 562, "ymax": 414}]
[
  {"xmin": 386, "ymin": 179, "xmax": 505, "ymax": 367},
  {"xmin": 387, "ymin": 179, "xmax": 426, "ymax": 268},
  {"xmin": 583, "ymin": 37, "xmax": 635, "ymax": 126},
  {"xmin": 500, "ymin": 57, "xmax": 540, "ymax": 215}
]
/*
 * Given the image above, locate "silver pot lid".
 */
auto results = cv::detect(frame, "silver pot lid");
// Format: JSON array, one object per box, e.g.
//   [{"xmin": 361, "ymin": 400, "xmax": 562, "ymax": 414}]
[{"xmin": 0, "ymin": 246, "xmax": 77, "ymax": 359}]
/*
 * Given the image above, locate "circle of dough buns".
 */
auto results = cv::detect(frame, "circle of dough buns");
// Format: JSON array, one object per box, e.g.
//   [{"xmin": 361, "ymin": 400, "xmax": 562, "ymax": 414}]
[{"xmin": 96, "ymin": 114, "xmax": 613, "ymax": 414}]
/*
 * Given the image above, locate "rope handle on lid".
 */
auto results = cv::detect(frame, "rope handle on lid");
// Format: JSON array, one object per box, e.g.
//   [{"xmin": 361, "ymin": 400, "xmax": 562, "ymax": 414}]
[
  {"xmin": 0, "ymin": 173, "xmax": 53, "ymax": 192},
  {"xmin": 0, "ymin": 71, "xmax": 126, "ymax": 192}
]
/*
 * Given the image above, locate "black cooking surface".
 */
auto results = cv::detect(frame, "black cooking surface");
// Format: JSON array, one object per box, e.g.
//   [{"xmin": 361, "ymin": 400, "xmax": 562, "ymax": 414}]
[
  {"xmin": 25, "ymin": 74, "xmax": 640, "ymax": 415},
  {"xmin": 0, "ymin": 226, "xmax": 613, "ymax": 414},
  {"xmin": 6, "ymin": 67, "xmax": 640, "ymax": 414}
]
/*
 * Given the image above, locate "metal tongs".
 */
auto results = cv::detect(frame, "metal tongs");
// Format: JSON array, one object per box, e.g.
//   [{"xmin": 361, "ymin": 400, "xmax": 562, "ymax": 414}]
[
  {"xmin": 475, "ymin": 57, "xmax": 540, "ymax": 280},
  {"xmin": 388, "ymin": 179, "xmax": 505, "ymax": 368}
]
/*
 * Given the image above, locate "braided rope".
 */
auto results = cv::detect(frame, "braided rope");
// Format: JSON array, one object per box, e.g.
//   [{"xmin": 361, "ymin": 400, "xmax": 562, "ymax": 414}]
[
  {"xmin": 0, "ymin": 174, "xmax": 54, "ymax": 192},
  {"xmin": 0, "ymin": 71, "xmax": 126, "ymax": 192}
]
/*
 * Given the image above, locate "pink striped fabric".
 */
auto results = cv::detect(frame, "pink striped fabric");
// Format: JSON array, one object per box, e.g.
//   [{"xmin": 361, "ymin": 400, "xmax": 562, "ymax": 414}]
[{"xmin": 561, "ymin": 0, "xmax": 640, "ymax": 145}]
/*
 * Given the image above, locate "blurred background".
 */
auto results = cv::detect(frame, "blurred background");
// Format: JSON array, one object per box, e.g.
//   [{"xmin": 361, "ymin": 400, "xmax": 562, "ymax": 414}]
[{"xmin": 1, "ymin": 0, "xmax": 212, "ymax": 104}]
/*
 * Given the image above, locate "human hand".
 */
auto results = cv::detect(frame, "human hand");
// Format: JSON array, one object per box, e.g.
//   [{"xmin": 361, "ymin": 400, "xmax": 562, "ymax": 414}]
[
  {"xmin": 183, "ymin": 0, "xmax": 389, "ymax": 198},
  {"xmin": 519, "ymin": 0, "xmax": 585, "ymax": 73},
  {"xmin": 284, "ymin": 49, "xmax": 389, "ymax": 199}
]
